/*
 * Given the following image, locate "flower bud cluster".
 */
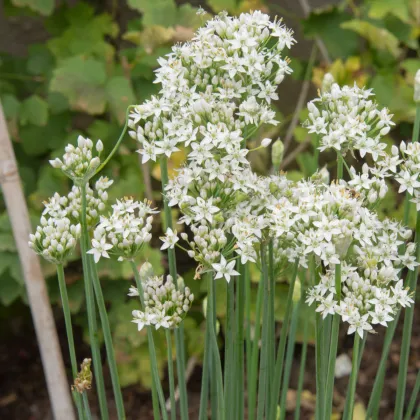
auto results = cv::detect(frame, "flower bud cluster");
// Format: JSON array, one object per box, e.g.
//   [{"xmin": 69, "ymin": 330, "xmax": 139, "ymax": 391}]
[
  {"xmin": 88, "ymin": 198, "xmax": 158, "ymax": 262},
  {"xmin": 50, "ymin": 135, "xmax": 104, "ymax": 184},
  {"xmin": 131, "ymin": 274, "xmax": 194, "ymax": 330},
  {"xmin": 72, "ymin": 358, "xmax": 92, "ymax": 394},
  {"xmin": 29, "ymin": 216, "xmax": 81, "ymax": 264}
]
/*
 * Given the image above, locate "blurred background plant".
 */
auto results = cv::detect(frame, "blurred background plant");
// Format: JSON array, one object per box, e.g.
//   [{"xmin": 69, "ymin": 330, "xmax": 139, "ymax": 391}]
[{"xmin": 0, "ymin": 0, "xmax": 419, "ymax": 417}]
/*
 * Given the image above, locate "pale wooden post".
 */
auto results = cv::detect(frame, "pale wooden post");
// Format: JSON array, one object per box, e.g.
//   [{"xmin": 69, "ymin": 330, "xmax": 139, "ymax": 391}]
[{"xmin": 0, "ymin": 101, "xmax": 75, "ymax": 419}]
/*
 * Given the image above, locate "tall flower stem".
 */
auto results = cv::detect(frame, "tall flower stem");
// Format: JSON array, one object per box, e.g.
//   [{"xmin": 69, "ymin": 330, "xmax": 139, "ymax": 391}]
[
  {"xmin": 159, "ymin": 158, "xmax": 189, "ymax": 420},
  {"xmin": 267, "ymin": 240, "xmax": 276, "ymax": 413},
  {"xmin": 279, "ymin": 299, "xmax": 299, "ymax": 420},
  {"xmin": 79, "ymin": 184, "xmax": 109, "ymax": 420},
  {"xmin": 224, "ymin": 279, "xmax": 235, "ymax": 419},
  {"xmin": 268, "ymin": 259, "xmax": 299, "ymax": 420},
  {"xmin": 294, "ymin": 289, "xmax": 309, "ymax": 420},
  {"xmin": 129, "ymin": 260, "xmax": 168, "ymax": 420},
  {"xmin": 245, "ymin": 261, "xmax": 252, "ymax": 390},
  {"xmin": 82, "ymin": 393, "xmax": 92, "ymax": 420},
  {"xmin": 404, "ymin": 370, "xmax": 420, "ymax": 420},
  {"xmin": 56, "ymin": 264, "xmax": 84, "ymax": 418},
  {"xmin": 257, "ymin": 243, "xmax": 271, "ymax": 420},
  {"xmin": 83, "ymin": 200, "xmax": 125, "ymax": 420},
  {"xmin": 165, "ymin": 330, "xmax": 177, "ymax": 420},
  {"xmin": 235, "ymin": 262, "xmax": 246, "ymax": 419},
  {"xmin": 324, "ymin": 264, "xmax": 342, "ymax": 419},
  {"xmin": 248, "ymin": 271, "xmax": 264, "ymax": 420},
  {"xmin": 343, "ymin": 333, "xmax": 361, "ymax": 420},
  {"xmin": 210, "ymin": 280, "xmax": 218, "ymax": 419},
  {"xmin": 394, "ymin": 215, "xmax": 420, "ymax": 420},
  {"xmin": 368, "ymin": 103, "xmax": 420, "ymax": 417}
]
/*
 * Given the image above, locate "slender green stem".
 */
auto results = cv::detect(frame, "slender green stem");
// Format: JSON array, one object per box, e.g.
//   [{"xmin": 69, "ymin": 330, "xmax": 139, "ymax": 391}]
[
  {"xmin": 224, "ymin": 279, "xmax": 235, "ymax": 419},
  {"xmin": 210, "ymin": 280, "xmax": 217, "ymax": 420},
  {"xmin": 404, "ymin": 370, "xmax": 420, "ymax": 420},
  {"xmin": 82, "ymin": 393, "xmax": 92, "ymax": 420},
  {"xmin": 159, "ymin": 158, "xmax": 189, "ymax": 420},
  {"xmin": 165, "ymin": 330, "xmax": 177, "ymax": 420},
  {"xmin": 245, "ymin": 262, "xmax": 252, "ymax": 388},
  {"xmin": 88, "ymin": 242, "xmax": 125, "ymax": 419},
  {"xmin": 235, "ymin": 262, "xmax": 246, "ymax": 419},
  {"xmin": 151, "ymin": 376, "xmax": 160, "ymax": 420},
  {"xmin": 415, "ymin": 402, "xmax": 420, "ymax": 420},
  {"xmin": 198, "ymin": 313, "xmax": 210, "ymax": 420},
  {"xmin": 248, "ymin": 272, "xmax": 264, "ymax": 420},
  {"xmin": 56, "ymin": 264, "xmax": 84, "ymax": 418},
  {"xmin": 267, "ymin": 240, "xmax": 275, "ymax": 413},
  {"xmin": 294, "ymin": 292, "xmax": 309, "ymax": 420},
  {"xmin": 94, "ymin": 106, "xmax": 134, "ymax": 175},
  {"xmin": 79, "ymin": 184, "xmax": 109, "ymax": 420},
  {"xmin": 279, "ymin": 300, "xmax": 299, "ymax": 420},
  {"xmin": 344, "ymin": 333, "xmax": 361, "ymax": 420},
  {"xmin": 257, "ymin": 243, "xmax": 270, "ymax": 420},
  {"xmin": 130, "ymin": 261, "xmax": 168, "ymax": 420},
  {"xmin": 207, "ymin": 273, "xmax": 225, "ymax": 420},
  {"xmin": 337, "ymin": 153, "xmax": 343, "ymax": 180},
  {"xmin": 268, "ymin": 259, "xmax": 299, "ymax": 420},
  {"xmin": 395, "ymin": 214, "xmax": 420, "ymax": 420},
  {"xmin": 324, "ymin": 264, "xmax": 342, "ymax": 419}
]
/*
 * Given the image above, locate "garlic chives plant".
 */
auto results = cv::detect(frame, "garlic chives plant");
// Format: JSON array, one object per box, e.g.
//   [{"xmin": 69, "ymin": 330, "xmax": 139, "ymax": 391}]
[{"xmin": 29, "ymin": 9, "xmax": 420, "ymax": 420}]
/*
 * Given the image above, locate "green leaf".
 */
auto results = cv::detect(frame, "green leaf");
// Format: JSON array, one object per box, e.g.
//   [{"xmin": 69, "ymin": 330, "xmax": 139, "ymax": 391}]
[
  {"xmin": 27, "ymin": 45, "xmax": 54, "ymax": 75},
  {"xmin": 302, "ymin": 7, "xmax": 359, "ymax": 59},
  {"xmin": 19, "ymin": 95, "xmax": 49, "ymax": 127},
  {"xmin": 11, "ymin": 0, "xmax": 54, "ymax": 16},
  {"xmin": 341, "ymin": 20, "xmax": 401, "ymax": 58},
  {"xmin": 401, "ymin": 59, "xmax": 420, "ymax": 82},
  {"xmin": 0, "ymin": 271, "xmax": 23, "ymax": 306},
  {"xmin": 368, "ymin": 0, "xmax": 409, "ymax": 23},
  {"xmin": 1, "ymin": 94, "xmax": 21, "ymax": 119},
  {"xmin": 127, "ymin": 0, "xmax": 177, "ymax": 27},
  {"xmin": 207, "ymin": 0, "xmax": 236, "ymax": 13},
  {"xmin": 0, "ymin": 234, "xmax": 16, "ymax": 252},
  {"xmin": 50, "ymin": 56, "xmax": 107, "ymax": 114},
  {"xmin": 105, "ymin": 77, "xmax": 136, "ymax": 124}
]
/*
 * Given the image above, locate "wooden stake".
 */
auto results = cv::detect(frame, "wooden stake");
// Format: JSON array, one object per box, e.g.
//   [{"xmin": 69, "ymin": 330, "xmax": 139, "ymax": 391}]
[{"xmin": 0, "ymin": 102, "xmax": 75, "ymax": 419}]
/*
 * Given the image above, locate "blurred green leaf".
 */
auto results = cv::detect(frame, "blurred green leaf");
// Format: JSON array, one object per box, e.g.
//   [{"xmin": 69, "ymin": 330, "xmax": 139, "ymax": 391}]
[
  {"xmin": 368, "ymin": 0, "xmax": 409, "ymax": 23},
  {"xmin": 11, "ymin": 0, "xmax": 54, "ymax": 16},
  {"xmin": 50, "ymin": 56, "xmax": 107, "ymax": 114},
  {"xmin": 19, "ymin": 95, "xmax": 49, "ymax": 126},
  {"xmin": 1, "ymin": 94, "xmax": 20, "ymax": 119},
  {"xmin": 0, "ymin": 271, "xmax": 23, "ymax": 306},
  {"xmin": 207, "ymin": 0, "xmax": 236, "ymax": 13},
  {"xmin": 127, "ymin": 0, "xmax": 177, "ymax": 27},
  {"xmin": 105, "ymin": 76, "xmax": 136, "ymax": 124},
  {"xmin": 341, "ymin": 20, "xmax": 401, "ymax": 58}
]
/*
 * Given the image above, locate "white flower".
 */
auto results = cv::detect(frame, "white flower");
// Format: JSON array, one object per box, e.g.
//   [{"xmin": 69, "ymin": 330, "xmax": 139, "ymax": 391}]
[
  {"xmin": 87, "ymin": 237, "xmax": 113, "ymax": 263},
  {"xmin": 212, "ymin": 256, "xmax": 239, "ymax": 283},
  {"xmin": 160, "ymin": 228, "xmax": 179, "ymax": 250}
]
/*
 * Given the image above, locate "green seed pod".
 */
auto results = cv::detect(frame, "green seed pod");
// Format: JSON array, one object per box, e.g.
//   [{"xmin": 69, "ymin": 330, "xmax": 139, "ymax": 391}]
[{"xmin": 272, "ymin": 138, "xmax": 284, "ymax": 171}]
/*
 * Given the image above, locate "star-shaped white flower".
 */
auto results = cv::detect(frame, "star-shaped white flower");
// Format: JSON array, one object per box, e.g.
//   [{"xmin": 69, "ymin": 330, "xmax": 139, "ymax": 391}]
[{"xmin": 212, "ymin": 256, "xmax": 240, "ymax": 283}]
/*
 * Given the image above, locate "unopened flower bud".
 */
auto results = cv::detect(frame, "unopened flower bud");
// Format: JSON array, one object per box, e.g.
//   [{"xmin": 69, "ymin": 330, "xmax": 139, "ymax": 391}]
[
  {"xmin": 261, "ymin": 138, "xmax": 272, "ymax": 148},
  {"xmin": 271, "ymin": 139, "xmax": 284, "ymax": 170},
  {"xmin": 96, "ymin": 140, "xmax": 104, "ymax": 153},
  {"xmin": 414, "ymin": 69, "xmax": 420, "ymax": 103}
]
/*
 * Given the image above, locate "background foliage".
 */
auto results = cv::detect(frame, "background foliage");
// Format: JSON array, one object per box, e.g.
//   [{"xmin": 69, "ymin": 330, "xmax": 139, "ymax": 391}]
[{"xmin": 1, "ymin": 0, "xmax": 419, "ymax": 390}]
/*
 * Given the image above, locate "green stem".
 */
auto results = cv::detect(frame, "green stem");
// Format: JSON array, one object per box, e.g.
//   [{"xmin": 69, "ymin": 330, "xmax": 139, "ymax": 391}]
[
  {"xmin": 395, "ymin": 214, "xmax": 420, "ymax": 420},
  {"xmin": 344, "ymin": 333, "xmax": 361, "ymax": 420},
  {"xmin": 257, "ymin": 243, "xmax": 271, "ymax": 420},
  {"xmin": 56, "ymin": 264, "xmax": 84, "ymax": 419},
  {"xmin": 324, "ymin": 264, "xmax": 342, "ymax": 419},
  {"xmin": 82, "ymin": 393, "xmax": 92, "ymax": 420},
  {"xmin": 404, "ymin": 370, "xmax": 420, "ymax": 420},
  {"xmin": 267, "ymin": 240, "xmax": 275, "ymax": 413},
  {"xmin": 294, "ymin": 291, "xmax": 309, "ymax": 420},
  {"xmin": 268, "ymin": 259, "xmax": 299, "ymax": 420},
  {"xmin": 415, "ymin": 401, "xmax": 420, "ymax": 420},
  {"xmin": 198, "ymin": 315, "xmax": 210, "ymax": 420},
  {"xmin": 279, "ymin": 300, "xmax": 299, "ymax": 420},
  {"xmin": 235, "ymin": 262, "xmax": 246, "ymax": 419},
  {"xmin": 151, "ymin": 376, "xmax": 160, "ymax": 420},
  {"xmin": 248, "ymin": 271, "xmax": 264, "ymax": 420},
  {"xmin": 210, "ymin": 280, "xmax": 217, "ymax": 420},
  {"xmin": 88, "ymin": 238, "xmax": 125, "ymax": 420},
  {"xmin": 159, "ymin": 157, "xmax": 189, "ymax": 420},
  {"xmin": 207, "ymin": 273, "xmax": 225, "ymax": 420},
  {"xmin": 79, "ymin": 184, "xmax": 109, "ymax": 420},
  {"xmin": 337, "ymin": 153, "xmax": 343, "ymax": 180},
  {"xmin": 224, "ymin": 279, "xmax": 235, "ymax": 419},
  {"xmin": 245, "ymin": 261, "xmax": 252, "ymax": 387},
  {"xmin": 165, "ymin": 330, "xmax": 177, "ymax": 420},
  {"xmin": 94, "ymin": 106, "xmax": 134, "ymax": 175},
  {"xmin": 130, "ymin": 260, "xmax": 168, "ymax": 420}
]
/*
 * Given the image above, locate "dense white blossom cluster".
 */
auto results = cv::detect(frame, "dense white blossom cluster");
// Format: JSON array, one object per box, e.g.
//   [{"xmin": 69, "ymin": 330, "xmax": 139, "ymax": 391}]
[
  {"xmin": 88, "ymin": 198, "xmax": 158, "ymax": 263},
  {"xmin": 50, "ymin": 135, "xmax": 104, "ymax": 184},
  {"xmin": 29, "ymin": 216, "xmax": 81, "ymax": 264},
  {"xmin": 305, "ymin": 82, "xmax": 394, "ymax": 158},
  {"xmin": 130, "ymin": 274, "xmax": 193, "ymax": 330}
]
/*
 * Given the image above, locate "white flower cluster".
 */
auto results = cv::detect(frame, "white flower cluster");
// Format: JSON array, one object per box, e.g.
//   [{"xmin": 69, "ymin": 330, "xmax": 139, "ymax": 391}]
[
  {"xmin": 50, "ymin": 135, "xmax": 104, "ymax": 184},
  {"xmin": 305, "ymin": 82, "xmax": 394, "ymax": 158},
  {"xmin": 42, "ymin": 177, "xmax": 113, "ymax": 227},
  {"xmin": 29, "ymin": 216, "xmax": 81, "ymax": 264},
  {"xmin": 88, "ymin": 198, "xmax": 158, "ymax": 263},
  {"xmin": 130, "ymin": 274, "xmax": 193, "ymax": 330},
  {"xmin": 128, "ymin": 11, "xmax": 295, "ymax": 164}
]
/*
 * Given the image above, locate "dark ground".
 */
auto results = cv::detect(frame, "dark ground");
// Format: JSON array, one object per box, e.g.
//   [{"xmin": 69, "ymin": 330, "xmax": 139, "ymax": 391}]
[{"xmin": 0, "ymin": 297, "xmax": 419, "ymax": 419}]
